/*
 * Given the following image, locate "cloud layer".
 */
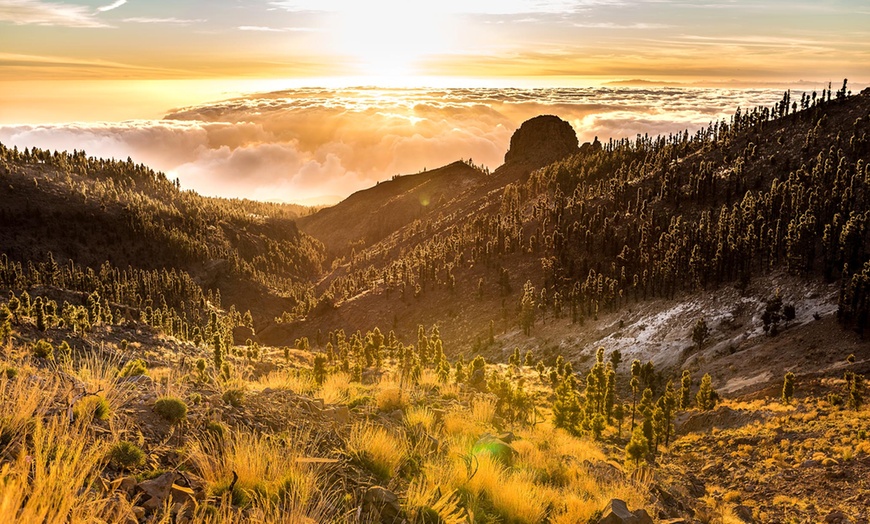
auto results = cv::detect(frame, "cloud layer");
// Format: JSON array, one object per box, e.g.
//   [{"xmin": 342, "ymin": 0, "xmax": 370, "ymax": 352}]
[{"xmin": 0, "ymin": 87, "xmax": 790, "ymax": 204}]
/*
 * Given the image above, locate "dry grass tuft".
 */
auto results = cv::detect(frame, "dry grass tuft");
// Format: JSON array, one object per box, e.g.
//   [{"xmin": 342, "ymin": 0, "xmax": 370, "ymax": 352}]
[{"xmin": 346, "ymin": 423, "xmax": 407, "ymax": 480}]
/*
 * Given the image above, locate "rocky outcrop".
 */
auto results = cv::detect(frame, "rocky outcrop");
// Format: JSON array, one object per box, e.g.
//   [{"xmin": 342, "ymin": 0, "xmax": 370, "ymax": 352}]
[
  {"xmin": 596, "ymin": 499, "xmax": 654, "ymax": 524},
  {"xmin": 503, "ymin": 115, "xmax": 579, "ymax": 167}
]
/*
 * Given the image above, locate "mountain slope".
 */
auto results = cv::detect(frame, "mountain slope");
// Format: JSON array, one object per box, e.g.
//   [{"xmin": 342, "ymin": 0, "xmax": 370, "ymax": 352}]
[
  {"xmin": 0, "ymin": 148, "xmax": 325, "ymax": 321},
  {"xmin": 278, "ymin": 86, "xmax": 870, "ymax": 374},
  {"xmin": 296, "ymin": 161, "xmax": 485, "ymax": 255}
]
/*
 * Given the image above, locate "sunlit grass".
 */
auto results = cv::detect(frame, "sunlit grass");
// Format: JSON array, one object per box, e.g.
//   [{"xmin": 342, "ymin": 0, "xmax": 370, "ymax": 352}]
[
  {"xmin": 318, "ymin": 372, "xmax": 353, "ymax": 404},
  {"xmin": 187, "ymin": 427, "xmax": 329, "ymax": 518},
  {"xmin": 0, "ymin": 417, "xmax": 121, "ymax": 523},
  {"xmin": 346, "ymin": 422, "xmax": 407, "ymax": 481}
]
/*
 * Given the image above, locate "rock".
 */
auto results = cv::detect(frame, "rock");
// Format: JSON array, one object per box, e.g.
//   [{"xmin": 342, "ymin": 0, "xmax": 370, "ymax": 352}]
[
  {"xmin": 117, "ymin": 475, "xmax": 138, "ymax": 494},
  {"xmin": 363, "ymin": 486, "xmax": 403, "ymax": 524},
  {"xmin": 503, "ymin": 115, "xmax": 579, "ymax": 167},
  {"xmin": 138, "ymin": 471, "xmax": 177, "ymax": 511},
  {"xmin": 473, "ymin": 433, "xmax": 517, "ymax": 466},
  {"xmin": 232, "ymin": 325, "xmax": 255, "ymax": 345},
  {"xmin": 734, "ymin": 505, "xmax": 755, "ymax": 523},
  {"xmin": 684, "ymin": 473, "xmax": 706, "ymax": 498},
  {"xmin": 826, "ymin": 510, "xmax": 853, "ymax": 524},
  {"xmin": 801, "ymin": 459, "xmax": 821, "ymax": 468},
  {"xmin": 322, "ymin": 405, "xmax": 350, "ymax": 425},
  {"xmin": 596, "ymin": 499, "xmax": 653, "ymax": 524}
]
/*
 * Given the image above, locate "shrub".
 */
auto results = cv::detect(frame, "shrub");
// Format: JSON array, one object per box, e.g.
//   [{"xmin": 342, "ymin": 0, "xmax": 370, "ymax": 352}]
[
  {"xmin": 119, "ymin": 359, "xmax": 147, "ymax": 378},
  {"xmin": 56, "ymin": 341, "xmax": 72, "ymax": 362},
  {"xmin": 108, "ymin": 441, "xmax": 145, "ymax": 469},
  {"xmin": 222, "ymin": 388, "xmax": 244, "ymax": 408},
  {"xmin": 75, "ymin": 395, "xmax": 110, "ymax": 421},
  {"xmin": 154, "ymin": 396, "xmax": 188, "ymax": 424},
  {"xmin": 32, "ymin": 339, "xmax": 53, "ymax": 359},
  {"xmin": 205, "ymin": 420, "xmax": 226, "ymax": 438}
]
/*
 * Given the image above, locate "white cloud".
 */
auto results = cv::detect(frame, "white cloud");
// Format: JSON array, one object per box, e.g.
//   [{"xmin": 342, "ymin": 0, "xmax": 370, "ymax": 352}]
[
  {"xmin": 0, "ymin": 87, "xmax": 789, "ymax": 203},
  {"xmin": 123, "ymin": 17, "xmax": 205, "ymax": 25},
  {"xmin": 237, "ymin": 25, "xmax": 315, "ymax": 32},
  {"xmin": 96, "ymin": 0, "xmax": 127, "ymax": 13},
  {"xmin": 0, "ymin": 0, "xmax": 108, "ymax": 28}
]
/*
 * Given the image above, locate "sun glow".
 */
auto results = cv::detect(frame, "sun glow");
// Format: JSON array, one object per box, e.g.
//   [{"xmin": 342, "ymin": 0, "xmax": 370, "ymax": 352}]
[{"xmin": 333, "ymin": 3, "xmax": 452, "ymax": 80}]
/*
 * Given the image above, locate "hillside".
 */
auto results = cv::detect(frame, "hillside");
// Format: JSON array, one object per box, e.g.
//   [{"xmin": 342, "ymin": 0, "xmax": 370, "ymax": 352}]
[
  {"xmin": 296, "ymin": 161, "xmax": 485, "ymax": 255},
  {"xmin": 0, "ymin": 147, "xmax": 326, "ymax": 324},
  {"xmin": 276, "ymin": 86, "xmax": 870, "ymax": 378}
]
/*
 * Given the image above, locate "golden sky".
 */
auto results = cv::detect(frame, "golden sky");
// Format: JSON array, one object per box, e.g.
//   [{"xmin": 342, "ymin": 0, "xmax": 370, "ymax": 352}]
[{"xmin": 1, "ymin": 0, "xmax": 868, "ymax": 84}]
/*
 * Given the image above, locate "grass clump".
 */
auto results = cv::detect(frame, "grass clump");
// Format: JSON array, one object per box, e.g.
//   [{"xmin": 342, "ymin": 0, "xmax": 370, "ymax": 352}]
[
  {"xmin": 107, "ymin": 441, "xmax": 146, "ymax": 469},
  {"xmin": 75, "ymin": 395, "xmax": 110, "ymax": 422},
  {"xmin": 154, "ymin": 396, "xmax": 188, "ymax": 424},
  {"xmin": 119, "ymin": 358, "xmax": 147, "ymax": 377},
  {"xmin": 347, "ymin": 423, "xmax": 407, "ymax": 480},
  {"xmin": 222, "ymin": 388, "xmax": 245, "ymax": 408},
  {"xmin": 376, "ymin": 384, "xmax": 408, "ymax": 413}
]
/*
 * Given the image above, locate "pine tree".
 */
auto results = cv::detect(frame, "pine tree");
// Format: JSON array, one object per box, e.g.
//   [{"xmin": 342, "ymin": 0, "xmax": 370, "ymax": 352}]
[
  {"xmin": 782, "ymin": 372, "xmax": 795, "ymax": 404},
  {"xmin": 630, "ymin": 359, "xmax": 641, "ymax": 431},
  {"xmin": 626, "ymin": 426, "xmax": 649, "ymax": 466},
  {"xmin": 696, "ymin": 373, "xmax": 718, "ymax": 411},
  {"xmin": 679, "ymin": 370, "xmax": 692, "ymax": 409},
  {"xmin": 692, "ymin": 318, "xmax": 709, "ymax": 352},
  {"xmin": 313, "ymin": 353, "xmax": 327, "ymax": 385},
  {"xmin": 34, "ymin": 297, "xmax": 47, "ymax": 331},
  {"xmin": 213, "ymin": 333, "xmax": 223, "ymax": 370},
  {"xmin": 520, "ymin": 280, "xmax": 536, "ymax": 335}
]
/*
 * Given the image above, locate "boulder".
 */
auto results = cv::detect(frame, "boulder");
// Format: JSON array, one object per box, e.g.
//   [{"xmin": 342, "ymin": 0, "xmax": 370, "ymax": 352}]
[
  {"xmin": 473, "ymin": 433, "xmax": 517, "ymax": 466},
  {"xmin": 363, "ymin": 486, "xmax": 403, "ymax": 524},
  {"xmin": 503, "ymin": 115, "xmax": 579, "ymax": 167},
  {"xmin": 596, "ymin": 499, "xmax": 654, "ymax": 524},
  {"xmin": 322, "ymin": 405, "xmax": 350, "ymax": 425},
  {"xmin": 825, "ymin": 510, "xmax": 853, "ymax": 524},
  {"xmin": 138, "ymin": 471, "xmax": 177, "ymax": 512},
  {"xmin": 734, "ymin": 505, "xmax": 756, "ymax": 523}
]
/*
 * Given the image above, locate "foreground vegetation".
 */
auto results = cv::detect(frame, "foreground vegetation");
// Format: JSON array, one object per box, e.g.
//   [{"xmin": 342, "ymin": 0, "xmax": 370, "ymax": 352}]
[{"xmin": 0, "ymin": 290, "xmax": 867, "ymax": 523}]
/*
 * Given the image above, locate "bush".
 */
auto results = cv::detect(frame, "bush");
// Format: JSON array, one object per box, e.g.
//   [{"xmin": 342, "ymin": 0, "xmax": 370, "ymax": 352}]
[
  {"xmin": 205, "ymin": 420, "xmax": 226, "ymax": 438},
  {"xmin": 222, "ymin": 388, "xmax": 245, "ymax": 408},
  {"xmin": 108, "ymin": 441, "xmax": 145, "ymax": 469},
  {"xmin": 76, "ymin": 395, "xmax": 110, "ymax": 421},
  {"xmin": 32, "ymin": 339, "xmax": 53, "ymax": 359},
  {"xmin": 154, "ymin": 396, "xmax": 188, "ymax": 424},
  {"xmin": 119, "ymin": 359, "xmax": 147, "ymax": 377}
]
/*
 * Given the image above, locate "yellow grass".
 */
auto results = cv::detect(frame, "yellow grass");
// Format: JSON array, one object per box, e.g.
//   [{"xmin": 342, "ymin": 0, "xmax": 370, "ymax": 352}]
[
  {"xmin": 0, "ymin": 417, "xmax": 123, "ymax": 524},
  {"xmin": 346, "ymin": 423, "xmax": 407, "ymax": 480},
  {"xmin": 470, "ymin": 396, "xmax": 496, "ymax": 425},
  {"xmin": 318, "ymin": 372, "xmax": 353, "ymax": 404},
  {"xmin": 375, "ymin": 382, "xmax": 408, "ymax": 412},
  {"xmin": 187, "ymin": 428, "xmax": 329, "ymax": 519},
  {"xmin": 250, "ymin": 370, "xmax": 315, "ymax": 395}
]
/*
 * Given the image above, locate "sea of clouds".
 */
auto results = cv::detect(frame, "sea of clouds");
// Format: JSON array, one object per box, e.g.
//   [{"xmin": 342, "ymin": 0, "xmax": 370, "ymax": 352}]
[{"xmin": 0, "ymin": 87, "xmax": 790, "ymax": 204}]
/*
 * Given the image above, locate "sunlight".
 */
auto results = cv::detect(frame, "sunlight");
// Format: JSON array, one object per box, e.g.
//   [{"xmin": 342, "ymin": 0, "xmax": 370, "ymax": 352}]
[{"xmin": 333, "ymin": 3, "xmax": 451, "ymax": 79}]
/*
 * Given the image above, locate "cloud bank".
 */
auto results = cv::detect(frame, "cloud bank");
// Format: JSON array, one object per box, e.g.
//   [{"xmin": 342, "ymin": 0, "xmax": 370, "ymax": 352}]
[{"xmin": 0, "ymin": 87, "xmax": 790, "ymax": 204}]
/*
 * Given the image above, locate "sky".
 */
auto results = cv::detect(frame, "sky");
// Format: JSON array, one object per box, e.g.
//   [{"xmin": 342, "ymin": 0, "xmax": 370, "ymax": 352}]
[
  {"xmin": 0, "ymin": 0, "xmax": 867, "ymax": 204},
  {"xmin": 1, "ymin": 0, "xmax": 868, "ymax": 85}
]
